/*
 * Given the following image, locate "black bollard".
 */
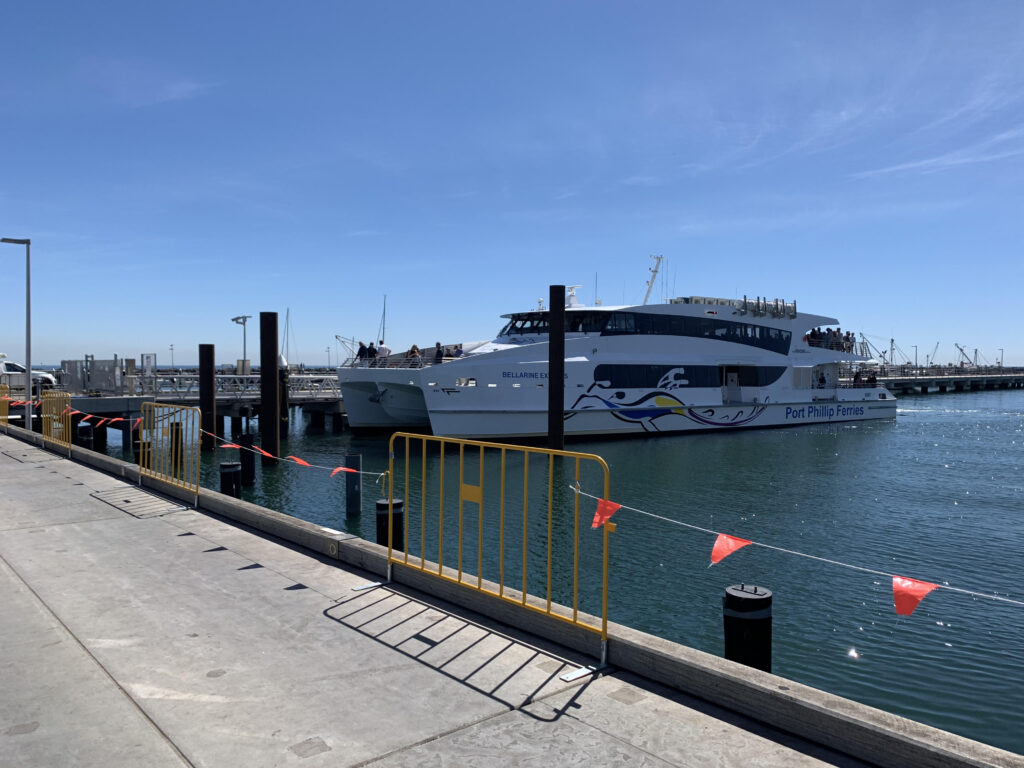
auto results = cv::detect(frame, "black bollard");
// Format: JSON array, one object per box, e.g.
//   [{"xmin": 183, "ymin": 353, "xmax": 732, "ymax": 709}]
[
  {"xmin": 131, "ymin": 425, "xmax": 142, "ymax": 464},
  {"xmin": 375, "ymin": 498, "xmax": 404, "ymax": 551},
  {"xmin": 120, "ymin": 416, "xmax": 132, "ymax": 455},
  {"xmin": 239, "ymin": 433, "xmax": 256, "ymax": 486},
  {"xmin": 92, "ymin": 420, "xmax": 108, "ymax": 452},
  {"xmin": 345, "ymin": 453, "xmax": 362, "ymax": 515},
  {"xmin": 723, "ymin": 584, "xmax": 772, "ymax": 673},
  {"xmin": 220, "ymin": 462, "xmax": 242, "ymax": 498},
  {"xmin": 77, "ymin": 422, "xmax": 94, "ymax": 451}
]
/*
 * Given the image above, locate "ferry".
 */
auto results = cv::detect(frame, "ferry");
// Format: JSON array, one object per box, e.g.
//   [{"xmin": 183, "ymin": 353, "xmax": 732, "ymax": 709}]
[{"xmin": 337, "ymin": 289, "xmax": 897, "ymax": 439}]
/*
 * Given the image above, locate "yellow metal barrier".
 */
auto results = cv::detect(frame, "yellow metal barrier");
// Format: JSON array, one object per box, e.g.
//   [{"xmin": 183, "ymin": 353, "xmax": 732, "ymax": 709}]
[
  {"xmin": 139, "ymin": 402, "xmax": 201, "ymax": 500},
  {"xmin": 0, "ymin": 385, "xmax": 8, "ymax": 429},
  {"xmin": 387, "ymin": 433, "xmax": 614, "ymax": 659},
  {"xmin": 41, "ymin": 391, "xmax": 72, "ymax": 453}
]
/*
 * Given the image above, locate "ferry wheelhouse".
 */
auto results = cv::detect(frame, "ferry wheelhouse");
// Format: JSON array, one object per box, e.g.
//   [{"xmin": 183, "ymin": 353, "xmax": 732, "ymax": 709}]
[{"xmin": 337, "ymin": 291, "xmax": 896, "ymax": 438}]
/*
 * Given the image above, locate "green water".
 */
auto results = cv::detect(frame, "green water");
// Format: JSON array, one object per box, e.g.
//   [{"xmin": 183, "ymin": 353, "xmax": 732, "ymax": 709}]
[{"xmin": 112, "ymin": 388, "xmax": 1023, "ymax": 754}]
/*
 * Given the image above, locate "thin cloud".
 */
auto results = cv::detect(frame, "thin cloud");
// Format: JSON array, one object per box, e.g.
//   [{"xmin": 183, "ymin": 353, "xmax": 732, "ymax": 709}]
[
  {"xmin": 854, "ymin": 127, "xmax": 1024, "ymax": 178},
  {"xmin": 77, "ymin": 57, "xmax": 218, "ymax": 107}
]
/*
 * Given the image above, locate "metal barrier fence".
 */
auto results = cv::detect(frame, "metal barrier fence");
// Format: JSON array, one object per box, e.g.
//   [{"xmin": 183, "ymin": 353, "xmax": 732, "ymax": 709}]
[
  {"xmin": 0, "ymin": 385, "xmax": 8, "ymax": 428},
  {"xmin": 139, "ymin": 402, "xmax": 201, "ymax": 501},
  {"xmin": 386, "ymin": 433, "xmax": 614, "ymax": 661},
  {"xmin": 41, "ymin": 391, "xmax": 72, "ymax": 453}
]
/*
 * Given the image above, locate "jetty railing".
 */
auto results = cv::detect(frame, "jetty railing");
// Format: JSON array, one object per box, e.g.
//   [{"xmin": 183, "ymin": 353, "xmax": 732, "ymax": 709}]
[
  {"xmin": 41, "ymin": 391, "xmax": 72, "ymax": 454},
  {"xmin": 139, "ymin": 402, "xmax": 201, "ymax": 502},
  {"xmin": 385, "ymin": 432, "xmax": 614, "ymax": 663},
  {"xmin": 0, "ymin": 385, "xmax": 8, "ymax": 428}
]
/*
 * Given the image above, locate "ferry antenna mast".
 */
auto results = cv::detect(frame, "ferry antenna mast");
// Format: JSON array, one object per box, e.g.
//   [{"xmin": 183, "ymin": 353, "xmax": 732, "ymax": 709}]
[{"xmin": 643, "ymin": 254, "xmax": 663, "ymax": 305}]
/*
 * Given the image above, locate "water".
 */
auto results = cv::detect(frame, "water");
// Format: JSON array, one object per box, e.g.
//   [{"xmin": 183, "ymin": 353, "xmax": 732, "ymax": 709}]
[{"xmin": 110, "ymin": 388, "xmax": 1024, "ymax": 754}]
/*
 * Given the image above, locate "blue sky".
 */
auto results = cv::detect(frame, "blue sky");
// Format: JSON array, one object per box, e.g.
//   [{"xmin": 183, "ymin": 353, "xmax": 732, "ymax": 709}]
[{"xmin": 2, "ymin": 2, "xmax": 1023, "ymax": 367}]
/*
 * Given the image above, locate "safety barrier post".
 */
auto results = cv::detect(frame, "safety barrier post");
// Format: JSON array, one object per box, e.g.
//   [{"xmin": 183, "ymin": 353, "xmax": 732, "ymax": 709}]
[
  {"xmin": 41, "ymin": 391, "xmax": 72, "ymax": 455},
  {"xmin": 0, "ymin": 385, "xmax": 9, "ymax": 430},
  {"xmin": 139, "ymin": 402, "xmax": 201, "ymax": 504},
  {"xmin": 386, "ymin": 433, "xmax": 613, "ymax": 658}
]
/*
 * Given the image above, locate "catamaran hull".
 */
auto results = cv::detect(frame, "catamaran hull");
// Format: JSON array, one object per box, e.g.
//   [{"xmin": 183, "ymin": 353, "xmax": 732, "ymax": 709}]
[{"xmin": 339, "ymin": 380, "xmax": 430, "ymax": 429}]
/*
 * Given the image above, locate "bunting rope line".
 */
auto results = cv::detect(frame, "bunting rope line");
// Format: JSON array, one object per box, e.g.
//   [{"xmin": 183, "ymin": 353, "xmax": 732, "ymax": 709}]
[
  {"xmin": 199, "ymin": 428, "xmax": 388, "ymax": 485},
  {"xmin": 5, "ymin": 396, "xmax": 390, "ymax": 486},
  {"xmin": 570, "ymin": 483, "xmax": 1024, "ymax": 611}
]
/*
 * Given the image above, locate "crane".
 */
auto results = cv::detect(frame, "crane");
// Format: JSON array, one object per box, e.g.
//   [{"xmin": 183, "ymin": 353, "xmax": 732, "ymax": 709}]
[{"xmin": 926, "ymin": 342, "xmax": 939, "ymax": 367}]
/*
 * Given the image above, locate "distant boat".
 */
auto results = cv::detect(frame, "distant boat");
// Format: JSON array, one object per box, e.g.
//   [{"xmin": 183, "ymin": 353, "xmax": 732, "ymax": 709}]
[{"xmin": 338, "ymin": 287, "xmax": 896, "ymax": 439}]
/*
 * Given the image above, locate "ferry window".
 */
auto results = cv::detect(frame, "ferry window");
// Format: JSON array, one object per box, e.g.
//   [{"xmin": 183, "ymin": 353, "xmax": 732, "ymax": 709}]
[{"xmin": 604, "ymin": 313, "xmax": 636, "ymax": 334}]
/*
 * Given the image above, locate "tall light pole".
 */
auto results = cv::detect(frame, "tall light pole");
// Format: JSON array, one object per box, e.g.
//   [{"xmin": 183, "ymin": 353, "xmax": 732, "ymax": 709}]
[
  {"xmin": 169, "ymin": 344, "xmax": 175, "ymax": 369},
  {"xmin": 232, "ymin": 315, "xmax": 252, "ymax": 370},
  {"xmin": 326, "ymin": 346, "xmax": 331, "ymax": 368},
  {"xmin": 1, "ymin": 237, "xmax": 31, "ymax": 428},
  {"xmin": 999, "ymin": 348, "xmax": 1004, "ymax": 369},
  {"xmin": 913, "ymin": 345, "xmax": 917, "ymax": 368}
]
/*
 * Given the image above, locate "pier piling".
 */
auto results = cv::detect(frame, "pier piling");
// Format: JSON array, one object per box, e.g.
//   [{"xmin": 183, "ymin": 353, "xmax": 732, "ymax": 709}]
[
  {"xmin": 547, "ymin": 284, "xmax": 565, "ymax": 451},
  {"xmin": 259, "ymin": 312, "xmax": 280, "ymax": 465},
  {"xmin": 345, "ymin": 454, "xmax": 362, "ymax": 515},
  {"xmin": 239, "ymin": 433, "xmax": 256, "ymax": 486},
  {"xmin": 723, "ymin": 584, "xmax": 772, "ymax": 673},
  {"xmin": 199, "ymin": 344, "xmax": 216, "ymax": 451}
]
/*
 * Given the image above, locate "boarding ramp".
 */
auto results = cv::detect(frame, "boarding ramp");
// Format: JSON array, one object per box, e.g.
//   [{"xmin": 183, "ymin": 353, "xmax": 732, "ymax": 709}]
[{"xmin": 385, "ymin": 433, "xmax": 614, "ymax": 664}]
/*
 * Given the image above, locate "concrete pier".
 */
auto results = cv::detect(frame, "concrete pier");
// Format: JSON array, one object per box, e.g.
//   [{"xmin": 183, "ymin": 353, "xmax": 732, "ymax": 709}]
[{"xmin": 0, "ymin": 428, "xmax": 1018, "ymax": 768}]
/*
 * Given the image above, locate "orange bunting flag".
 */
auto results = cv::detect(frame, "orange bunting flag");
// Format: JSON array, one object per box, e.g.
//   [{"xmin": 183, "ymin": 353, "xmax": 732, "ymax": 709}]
[
  {"xmin": 108, "ymin": 417, "xmax": 124, "ymax": 424},
  {"xmin": 80, "ymin": 415, "xmax": 92, "ymax": 422},
  {"xmin": 710, "ymin": 533, "xmax": 753, "ymax": 564},
  {"xmin": 34, "ymin": 401, "xmax": 42, "ymax": 409},
  {"xmin": 892, "ymin": 576, "xmax": 939, "ymax": 616},
  {"xmin": 70, "ymin": 410, "xmax": 81, "ymax": 415},
  {"xmin": 95, "ymin": 419, "xmax": 108, "ymax": 428},
  {"xmin": 591, "ymin": 498, "xmax": 622, "ymax": 528},
  {"xmin": 254, "ymin": 446, "xmax": 275, "ymax": 458},
  {"xmin": 286, "ymin": 456, "xmax": 311, "ymax": 466},
  {"xmin": 62, "ymin": 406, "xmax": 71, "ymax": 415},
  {"xmin": 133, "ymin": 417, "xmax": 143, "ymax": 429},
  {"xmin": 220, "ymin": 443, "xmax": 242, "ymax": 449},
  {"xmin": 330, "ymin": 466, "xmax": 356, "ymax": 477}
]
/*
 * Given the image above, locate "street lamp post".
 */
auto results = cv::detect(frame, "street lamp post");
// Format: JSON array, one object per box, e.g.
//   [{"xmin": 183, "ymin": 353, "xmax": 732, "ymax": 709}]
[
  {"xmin": 1, "ymin": 237, "xmax": 31, "ymax": 428},
  {"xmin": 232, "ymin": 315, "xmax": 252, "ymax": 372},
  {"xmin": 913, "ymin": 345, "xmax": 918, "ymax": 368},
  {"xmin": 170, "ymin": 344, "xmax": 175, "ymax": 370},
  {"xmin": 999, "ymin": 348, "xmax": 1004, "ymax": 369}
]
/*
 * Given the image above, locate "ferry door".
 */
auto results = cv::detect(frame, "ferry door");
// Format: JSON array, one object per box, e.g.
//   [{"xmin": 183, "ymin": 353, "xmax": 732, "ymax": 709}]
[{"xmin": 722, "ymin": 367, "xmax": 742, "ymax": 404}]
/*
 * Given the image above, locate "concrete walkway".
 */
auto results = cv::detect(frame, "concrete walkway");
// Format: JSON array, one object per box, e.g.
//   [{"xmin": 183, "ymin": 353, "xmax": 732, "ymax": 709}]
[{"xmin": 0, "ymin": 433, "xmax": 875, "ymax": 767}]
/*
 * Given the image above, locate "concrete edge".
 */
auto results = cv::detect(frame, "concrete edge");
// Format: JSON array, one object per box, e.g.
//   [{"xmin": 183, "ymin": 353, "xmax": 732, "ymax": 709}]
[{"xmin": 1, "ymin": 424, "xmax": 1018, "ymax": 768}]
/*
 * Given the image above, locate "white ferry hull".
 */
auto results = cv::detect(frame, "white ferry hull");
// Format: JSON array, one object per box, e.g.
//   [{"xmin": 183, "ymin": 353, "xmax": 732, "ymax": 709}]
[{"xmin": 426, "ymin": 394, "xmax": 897, "ymax": 439}]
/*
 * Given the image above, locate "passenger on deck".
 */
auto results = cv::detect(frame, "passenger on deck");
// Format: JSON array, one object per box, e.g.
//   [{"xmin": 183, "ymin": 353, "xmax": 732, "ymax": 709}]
[
  {"xmin": 408, "ymin": 345, "xmax": 422, "ymax": 366},
  {"xmin": 367, "ymin": 343, "xmax": 377, "ymax": 366},
  {"xmin": 434, "ymin": 342, "xmax": 444, "ymax": 364},
  {"xmin": 377, "ymin": 340, "xmax": 391, "ymax": 361},
  {"xmin": 454, "ymin": 344, "xmax": 464, "ymax": 358},
  {"xmin": 356, "ymin": 342, "xmax": 368, "ymax": 366},
  {"xmin": 853, "ymin": 371, "xmax": 862, "ymax": 386}
]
